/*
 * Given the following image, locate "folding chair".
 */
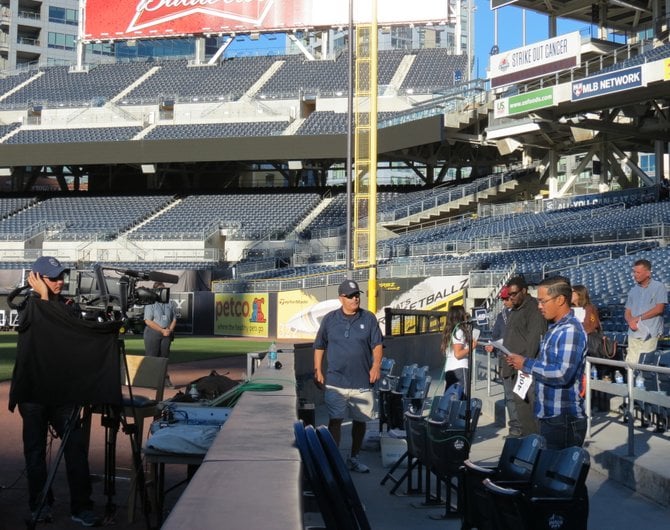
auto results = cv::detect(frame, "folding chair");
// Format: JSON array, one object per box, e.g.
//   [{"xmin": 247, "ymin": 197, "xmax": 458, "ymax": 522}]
[
  {"xmin": 122, "ymin": 354, "xmax": 169, "ymax": 442},
  {"xmin": 123, "ymin": 354, "xmax": 168, "ymax": 521},
  {"xmin": 303, "ymin": 425, "xmax": 360, "ymax": 529},
  {"xmin": 316, "ymin": 425, "xmax": 371, "ymax": 530},
  {"xmin": 293, "ymin": 421, "xmax": 341, "ymax": 530},
  {"xmin": 461, "ymin": 434, "xmax": 546, "ymax": 530},
  {"xmin": 484, "ymin": 446, "xmax": 590, "ymax": 530},
  {"xmin": 425, "ymin": 398, "xmax": 482, "ymax": 519}
]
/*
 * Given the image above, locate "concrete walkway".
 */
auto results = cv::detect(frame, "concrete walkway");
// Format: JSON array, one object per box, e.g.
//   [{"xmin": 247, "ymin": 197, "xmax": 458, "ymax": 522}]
[{"xmin": 2, "ymin": 353, "xmax": 668, "ymax": 529}]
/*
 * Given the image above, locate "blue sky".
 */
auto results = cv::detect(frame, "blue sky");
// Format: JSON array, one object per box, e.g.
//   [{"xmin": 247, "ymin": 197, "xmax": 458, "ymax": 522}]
[{"xmin": 473, "ymin": 1, "xmax": 592, "ymax": 77}]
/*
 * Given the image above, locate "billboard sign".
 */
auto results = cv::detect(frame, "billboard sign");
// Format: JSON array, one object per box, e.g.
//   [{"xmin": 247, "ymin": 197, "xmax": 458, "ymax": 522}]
[
  {"xmin": 277, "ymin": 289, "xmax": 339, "ymax": 340},
  {"xmin": 493, "ymin": 87, "xmax": 554, "ymax": 119},
  {"xmin": 83, "ymin": 0, "xmax": 453, "ymax": 42},
  {"xmin": 489, "ymin": 32, "xmax": 581, "ymax": 89},
  {"xmin": 214, "ymin": 292, "xmax": 269, "ymax": 337},
  {"xmin": 571, "ymin": 66, "xmax": 644, "ymax": 101}
]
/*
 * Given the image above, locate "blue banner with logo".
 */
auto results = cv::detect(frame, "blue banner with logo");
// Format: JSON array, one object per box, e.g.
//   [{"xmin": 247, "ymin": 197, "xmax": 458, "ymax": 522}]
[{"xmin": 571, "ymin": 66, "xmax": 643, "ymax": 101}]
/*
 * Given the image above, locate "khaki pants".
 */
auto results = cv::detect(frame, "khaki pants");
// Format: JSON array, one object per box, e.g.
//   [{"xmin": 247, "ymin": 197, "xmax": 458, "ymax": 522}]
[{"xmin": 625, "ymin": 336, "xmax": 658, "ymax": 365}]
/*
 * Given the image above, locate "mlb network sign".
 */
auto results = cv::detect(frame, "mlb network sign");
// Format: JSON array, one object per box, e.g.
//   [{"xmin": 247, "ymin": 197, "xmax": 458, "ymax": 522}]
[{"xmin": 571, "ymin": 66, "xmax": 644, "ymax": 101}]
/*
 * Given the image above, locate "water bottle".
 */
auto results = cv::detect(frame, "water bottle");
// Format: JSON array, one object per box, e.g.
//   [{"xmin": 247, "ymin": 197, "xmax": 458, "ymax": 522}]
[
  {"xmin": 591, "ymin": 365, "xmax": 598, "ymax": 380},
  {"xmin": 635, "ymin": 372, "xmax": 645, "ymax": 389},
  {"xmin": 614, "ymin": 370, "xmax": 624, "ymax": 384},
  {"xmin": 189, "ymin": 383, "xmax": 199, "ymax": 400},
  {"xmin": 268, "ymin": 341, "xmax": 277, "ymax": 368}
]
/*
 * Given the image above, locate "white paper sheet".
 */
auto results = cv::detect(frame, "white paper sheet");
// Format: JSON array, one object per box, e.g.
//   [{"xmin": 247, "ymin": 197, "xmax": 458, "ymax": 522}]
[
  {"xmin": 485, "ymin": 339, "xmax": 512, "ymax": 356},
  {"xmin": 513, "ymin": 371, "xmax": 533, "ymax": 399}
]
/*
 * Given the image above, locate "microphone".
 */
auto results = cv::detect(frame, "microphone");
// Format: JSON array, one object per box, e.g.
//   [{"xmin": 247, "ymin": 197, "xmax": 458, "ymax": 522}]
[
  {"xmin": 119, "ymin": 269, "xmax": 178, "ymax": 284},
  {"xmin": 147, "ymin": 271, "xmax": 179, "ymax": 284}
]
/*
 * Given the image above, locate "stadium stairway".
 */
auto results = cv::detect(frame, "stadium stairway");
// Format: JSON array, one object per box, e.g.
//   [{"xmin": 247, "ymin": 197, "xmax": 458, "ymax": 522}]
[
  {"xmin": 383, "ymin": 54, "xmax": 416, "ymax": 96},
  {"xmin": 0, "ymin": 70, "xmax": 43, "ymax": 105},
  {"xmin": 242, "ymin": 59, "xmax": 286, "ymax": 102},
  {"xmin": 110, "ymin": 65, "xmax": 161, "ymax": 104}
]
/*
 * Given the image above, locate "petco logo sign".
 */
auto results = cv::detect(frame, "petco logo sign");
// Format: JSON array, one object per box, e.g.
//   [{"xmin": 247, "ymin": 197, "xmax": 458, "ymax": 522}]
[{"xmin": 571, "ymin": 66, "xmax": 644, "ymax": 101}]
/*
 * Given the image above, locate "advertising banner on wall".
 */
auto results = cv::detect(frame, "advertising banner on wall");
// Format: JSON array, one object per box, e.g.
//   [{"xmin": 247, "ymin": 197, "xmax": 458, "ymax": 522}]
[
  {"xmin": 277, "ymin": 289, "xmax": 340, "ymax": 340},
  {"xmin": 273, "ymin": 276, "xmax": 468, "ymax": 340},
  {"xmin": 83, "ymin": 1, "xmax": 453, "ymax": 42},
  {"xmin": 493, "ymin": 87, "xmax": 554, "ymax": 119},
  {"xmin": 570, "ymin": 66, "xmax": 644, "ymax": 101},
  {"xmin": 214, "ymin": 292, "xmax": 269, "ymax": 337},
  {"xmin": 376, "ymin": 276, "xmax": 467, "ymax": 335},
  {"xmin": 170, "ymin": 292, "xmax": 194, "ymax": 333},
  {"xmin": 489, "ymin": 32, "xmax": 580, "ymax": 89},
  {"xmin": 376, "ymin": 276, "xmax": 467, "ymax": 315}
]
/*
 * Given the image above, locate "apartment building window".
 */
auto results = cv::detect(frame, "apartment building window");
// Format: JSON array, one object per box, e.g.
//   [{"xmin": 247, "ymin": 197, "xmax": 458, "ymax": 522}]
[
  {"xmin": 48, "ymin": 32, "xmax": 76, "ymax": 50},
  {"xmin": 49, "ymin": 7, "xmax": 78, "ymax": 26}
]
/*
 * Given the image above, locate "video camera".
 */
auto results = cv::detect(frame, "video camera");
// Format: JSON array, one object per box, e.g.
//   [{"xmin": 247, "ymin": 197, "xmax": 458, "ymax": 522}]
[{"xmin": 73, "ymin": 264, "xmax": 178, "ymax": 325}]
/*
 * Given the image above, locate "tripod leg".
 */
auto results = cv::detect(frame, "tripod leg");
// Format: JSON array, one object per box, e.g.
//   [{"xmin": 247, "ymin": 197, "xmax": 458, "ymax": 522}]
[
  {"xmin": 26, "ymin": 406, "xmax": 81, "ymax": 530},
  {"xmin": 101, "ymin": 407, "xmax": 120, "ymax": 522}
]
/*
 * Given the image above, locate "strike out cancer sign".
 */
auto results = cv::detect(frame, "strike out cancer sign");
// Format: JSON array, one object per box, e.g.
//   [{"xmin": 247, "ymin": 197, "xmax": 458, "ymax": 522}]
[{"xmin": 83, "ymin": 0, "xmax": 452, "ymax": 41}]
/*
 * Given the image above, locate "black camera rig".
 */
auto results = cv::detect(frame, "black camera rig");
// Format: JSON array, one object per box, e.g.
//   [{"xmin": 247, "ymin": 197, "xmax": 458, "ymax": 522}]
[
  {"xmin": 8, "ymin": 264, "xmax": 178, "ymax": 329},
  {"xmin": 73, "ymin": 264, "xmax": 178, "ymax": 323}
]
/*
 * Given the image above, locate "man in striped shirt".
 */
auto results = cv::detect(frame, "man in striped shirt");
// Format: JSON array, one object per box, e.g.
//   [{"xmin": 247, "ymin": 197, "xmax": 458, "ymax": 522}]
[{"xmin": 505, "ymin": 276, "xmax": 588, "ymax": 450}]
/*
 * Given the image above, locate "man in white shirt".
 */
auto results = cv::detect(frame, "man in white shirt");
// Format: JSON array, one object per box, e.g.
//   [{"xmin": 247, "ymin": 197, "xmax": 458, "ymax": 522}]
[{"xmin": 625, "ymin": 259, "xmax": 667, "ymax": 364}]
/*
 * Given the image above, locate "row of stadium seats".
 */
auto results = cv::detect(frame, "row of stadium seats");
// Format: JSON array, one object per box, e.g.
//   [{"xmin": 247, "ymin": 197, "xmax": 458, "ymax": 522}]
[{"xmin": 0, "ymin": 49, "xmax": 468, "ymax": 110}]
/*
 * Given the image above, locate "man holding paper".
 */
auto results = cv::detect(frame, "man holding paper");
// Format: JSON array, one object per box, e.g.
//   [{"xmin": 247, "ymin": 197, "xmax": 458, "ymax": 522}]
[
  {"xmin": 505, "ymin": 276, "xmax": 587, "ymax": 450},
  {"xmin": 625, "ymin": 259, "xmax": 667, "ymax": 364},
  {"xmin": 501, "ymin": 276, "xmax": 546, "ymax": 437}
]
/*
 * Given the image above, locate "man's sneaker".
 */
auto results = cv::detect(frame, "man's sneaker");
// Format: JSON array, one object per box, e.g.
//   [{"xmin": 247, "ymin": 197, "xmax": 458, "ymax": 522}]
[
  {"xmin": 31, "ymin": 505, "xmax": 53, "ymax": 523},
  {"xmin": 347, "ymin": 456, "xmax": 370, "ymax": 473},
  {"xmin": 71, "ymin": 510, "xmax": 101, "ymax": 527}
]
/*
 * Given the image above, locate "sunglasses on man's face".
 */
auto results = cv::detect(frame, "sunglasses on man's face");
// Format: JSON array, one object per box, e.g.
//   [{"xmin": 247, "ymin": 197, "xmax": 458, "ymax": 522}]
[{"xmin": 341, "ymin": 293, "xmax": 360, "ymax": 299}]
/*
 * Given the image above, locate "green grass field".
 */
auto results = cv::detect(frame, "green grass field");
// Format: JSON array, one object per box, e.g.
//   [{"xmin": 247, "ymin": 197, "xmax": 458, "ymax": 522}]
[{"xmin": 0, "ymin": 332, "xmax": 272, "ymax": 382}]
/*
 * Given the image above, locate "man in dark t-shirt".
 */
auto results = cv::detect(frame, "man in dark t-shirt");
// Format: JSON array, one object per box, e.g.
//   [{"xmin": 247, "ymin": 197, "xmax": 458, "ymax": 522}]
[{"xmin": 314, "ymin": 279, "xmax": 383, "ymax": 473}]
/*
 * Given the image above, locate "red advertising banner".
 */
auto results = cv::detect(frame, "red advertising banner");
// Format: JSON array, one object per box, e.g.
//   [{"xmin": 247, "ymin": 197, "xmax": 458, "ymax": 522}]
[{"xmin": 83, "ymin": 0, "xmax": 452, "ymax": 42}]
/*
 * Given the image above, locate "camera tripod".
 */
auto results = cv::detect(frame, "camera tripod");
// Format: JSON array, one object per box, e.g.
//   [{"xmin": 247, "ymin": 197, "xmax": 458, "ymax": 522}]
[{"xmin": 27, "ymin": 340, "xmax": 152, "ymax": 530}]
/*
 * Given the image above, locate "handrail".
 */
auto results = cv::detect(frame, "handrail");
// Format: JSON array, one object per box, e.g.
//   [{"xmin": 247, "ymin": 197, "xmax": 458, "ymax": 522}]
[{"xmin": 585, "ymin": 356, "xmax": 670, "ymax": 457}]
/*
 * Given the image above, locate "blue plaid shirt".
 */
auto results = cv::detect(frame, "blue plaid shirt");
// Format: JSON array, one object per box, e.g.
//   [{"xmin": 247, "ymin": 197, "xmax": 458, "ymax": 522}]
[{"xmin": 522, "ymin": 309, "xmax": 587, "ymax": 419}]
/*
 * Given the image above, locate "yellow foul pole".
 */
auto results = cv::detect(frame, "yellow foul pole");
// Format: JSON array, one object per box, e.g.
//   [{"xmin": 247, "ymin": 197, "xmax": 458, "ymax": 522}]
[{"xmin": 353, "ymin": 0, "xmax": 378, "ymax": 312}]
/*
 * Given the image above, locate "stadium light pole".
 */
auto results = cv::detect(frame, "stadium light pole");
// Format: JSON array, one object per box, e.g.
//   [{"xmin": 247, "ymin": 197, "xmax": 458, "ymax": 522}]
[{"xmin": 345, "ymin": 0, "xmax": 354, "ymax": 272}]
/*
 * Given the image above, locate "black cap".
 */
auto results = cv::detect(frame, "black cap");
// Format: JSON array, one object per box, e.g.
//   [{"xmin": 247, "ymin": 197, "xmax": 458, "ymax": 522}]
[{"xmin": 338, "ymin": 279, "xmax": 361, "ymax": 296}]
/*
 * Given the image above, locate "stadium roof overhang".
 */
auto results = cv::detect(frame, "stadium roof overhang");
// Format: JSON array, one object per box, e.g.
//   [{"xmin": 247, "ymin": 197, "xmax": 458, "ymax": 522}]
[
  {"xmin": 0, "ymin": 115, "xmax": 444, "ymax": 167},
  {"xmin": 492, "ymin": 0, "xmax": 663, "ymax": 34}
]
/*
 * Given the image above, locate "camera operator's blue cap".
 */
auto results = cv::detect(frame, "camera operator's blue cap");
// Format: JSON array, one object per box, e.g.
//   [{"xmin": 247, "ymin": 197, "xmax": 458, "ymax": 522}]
[
  {"xmin": 338, "ymin": 279, "xmax": 362, "ymax": 296},
  {"xmin": 32, "ymin": 256, "xmax": 69, "ymax": 277}
]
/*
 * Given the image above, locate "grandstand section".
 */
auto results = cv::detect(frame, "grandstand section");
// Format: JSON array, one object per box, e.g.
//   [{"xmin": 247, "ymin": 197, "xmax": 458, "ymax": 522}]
[
  {"xmin": 0, "ymin": 3, "xmax": 666, "ymax": 350},
  {"xmin": 0, "ymin": 50, "xmax": 490, "ymax": 188}
]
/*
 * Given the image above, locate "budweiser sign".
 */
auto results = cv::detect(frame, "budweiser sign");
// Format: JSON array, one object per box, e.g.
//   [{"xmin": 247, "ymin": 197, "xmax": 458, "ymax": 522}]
[
  {"xmin": 83, "ymin": 1, "xmax": 452, "ymax": 41},
  {"xmin": 128, "ymin": 0, "xmax": 276, "ymax": 33}
]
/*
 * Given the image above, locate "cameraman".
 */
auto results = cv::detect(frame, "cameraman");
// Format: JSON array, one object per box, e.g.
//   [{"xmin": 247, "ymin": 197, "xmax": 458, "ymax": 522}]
[
  {"xmin": 10, "ymin": 257, "xmax": 101, "ymax": 527},
  {"xmin": 143, "ymin": 282, "xmax": 177, "ymax": 385}
]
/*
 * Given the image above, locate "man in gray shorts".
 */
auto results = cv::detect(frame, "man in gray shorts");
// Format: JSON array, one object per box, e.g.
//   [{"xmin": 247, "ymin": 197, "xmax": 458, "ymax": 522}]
[{"xmin": 314, "ymin": 279, "xmax": 383, "ymax": 473}]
